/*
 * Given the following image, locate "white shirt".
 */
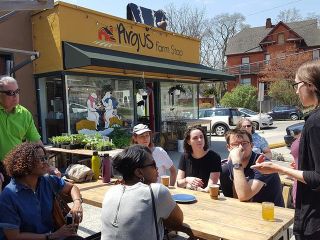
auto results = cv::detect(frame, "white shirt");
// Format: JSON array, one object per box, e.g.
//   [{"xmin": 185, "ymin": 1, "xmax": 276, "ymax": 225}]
[{"xmin": 152, "ymin": 147, "xmax": 174, "ymax": 181}]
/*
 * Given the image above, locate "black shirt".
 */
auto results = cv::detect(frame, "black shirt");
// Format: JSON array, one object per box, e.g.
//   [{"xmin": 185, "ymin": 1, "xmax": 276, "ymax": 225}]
[
  {"xmin": 178, "ymin": 150, "xmax": 221, "ymax": 187},
  {"xmin": 294, "ymin": 108, "xmax": 320, "ymax": 236},
  {"xmin": 220, "ymin": 152, "xmax": 284, "ymax": 207}
]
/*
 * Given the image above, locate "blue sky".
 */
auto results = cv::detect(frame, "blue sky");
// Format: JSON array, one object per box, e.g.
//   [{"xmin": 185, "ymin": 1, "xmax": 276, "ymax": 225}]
[{"xmin": 60, "ymin": 0, "xmax": 318, "ymax": 27}]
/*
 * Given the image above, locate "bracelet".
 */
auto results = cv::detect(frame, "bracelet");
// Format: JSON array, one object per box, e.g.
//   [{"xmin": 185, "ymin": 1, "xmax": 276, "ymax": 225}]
[{"xmin": 73, "ymin": 198, "xmax": 83, "ymax": 203}]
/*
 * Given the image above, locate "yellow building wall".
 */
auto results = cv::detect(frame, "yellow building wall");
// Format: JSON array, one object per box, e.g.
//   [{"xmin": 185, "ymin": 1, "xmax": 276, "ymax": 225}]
[
  {"xmin": 32, "ymin": 2, "xmax": 201, "ymax": 74},
  {"xmin": 32, "ymin": 8, "xmax": 63, "ymax": 74}
]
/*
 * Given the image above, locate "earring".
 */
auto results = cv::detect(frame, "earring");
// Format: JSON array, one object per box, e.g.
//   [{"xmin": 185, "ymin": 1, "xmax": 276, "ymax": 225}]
[{"xmin": 140, "ymin": 177, "xmax": 145, "ymax": 183}]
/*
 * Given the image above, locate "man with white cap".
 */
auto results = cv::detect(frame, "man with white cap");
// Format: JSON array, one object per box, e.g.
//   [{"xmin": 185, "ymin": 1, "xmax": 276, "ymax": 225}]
[{"xmin": 131, "ymin": 124, "xmax": 177, "ymax": 186}]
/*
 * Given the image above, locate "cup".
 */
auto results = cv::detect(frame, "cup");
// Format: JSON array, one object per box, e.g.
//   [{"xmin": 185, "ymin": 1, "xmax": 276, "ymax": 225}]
[
  {"xmin": 209, "ymin": 184, "xmax": 220, "ymax": 199},
  {"xmin": 262, "ymin": 202, "xmax": 274, "ymax": 221},
  {"xmin": 160, "ymin": 175, "xmax": 170, "ymax": 187}
]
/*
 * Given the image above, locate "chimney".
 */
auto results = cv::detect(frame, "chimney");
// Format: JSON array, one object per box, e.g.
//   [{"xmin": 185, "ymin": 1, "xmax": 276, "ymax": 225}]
[{"xmin": 266, "ymin": 18, "xmax": 272, "ymax": 28}]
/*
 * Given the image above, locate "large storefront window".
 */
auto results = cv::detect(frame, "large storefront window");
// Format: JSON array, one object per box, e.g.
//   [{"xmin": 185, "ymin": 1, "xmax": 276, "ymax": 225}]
[
  {"xmin": 160, "ymin": 82, "xmax": 198, "ymax": 120},
  {"xmin": 66, "ymin": 75, "xmax": 133, "ymax": 133}
]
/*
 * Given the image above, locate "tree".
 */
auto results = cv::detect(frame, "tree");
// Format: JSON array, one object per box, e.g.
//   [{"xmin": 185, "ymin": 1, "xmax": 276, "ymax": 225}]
[
  {"xmin": 268, "ymin": 80, "xmax": 299, "ymax": 106},
  {"xmin": 220, "ymin": 85, "xmax": 258, "ymax": 110},
  {"xmin": 276, "ymin": 8, "xmax": 302, "ymax": 23},
  {"xmin": 258, "ymin": 47, "xmax": 311, "ymax": 105}
]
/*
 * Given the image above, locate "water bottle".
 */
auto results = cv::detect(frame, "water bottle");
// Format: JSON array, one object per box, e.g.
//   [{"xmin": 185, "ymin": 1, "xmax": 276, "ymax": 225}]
[
  {"xmin": 101, "ymin": 153, "xmax": 111, "ymax": 183},
  {"xmin": 91, "ymin": 150, "xmax": 100, "ymax": 180}
]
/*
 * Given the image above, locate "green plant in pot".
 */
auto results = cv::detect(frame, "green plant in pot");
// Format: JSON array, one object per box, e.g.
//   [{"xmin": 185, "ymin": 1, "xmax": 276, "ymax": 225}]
[
  {"xmin": 96, "ymin": 139, "xmax": 115, "ymax": 151},
  {"xmin": 109, "ymin": 127, "xmax": 131, "ymax": 149}
]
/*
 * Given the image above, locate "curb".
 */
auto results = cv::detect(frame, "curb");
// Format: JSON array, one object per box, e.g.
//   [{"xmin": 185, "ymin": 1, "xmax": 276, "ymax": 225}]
[{"xmin": 269, "ymin": 142, "xmax": 287, "ymax": 149}]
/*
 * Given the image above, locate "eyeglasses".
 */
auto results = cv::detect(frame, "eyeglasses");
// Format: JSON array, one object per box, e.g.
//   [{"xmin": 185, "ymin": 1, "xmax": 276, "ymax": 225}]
[
  {"xmin": 242, "ymin": 125, "xmax": 252, "ymax": 128},
  {"xmin": 292, "ymin": 81, "xmax": 304, "ymax": 90},
  {"xmin": 230, "ymin": 141, "xmax": 250, "ymax": 148},
  {"xmin": 141, "ymin": 161, "xmax": 157, "ymax": 169},
  {"xmin": 0, "ymin": 89, "xmax": 20, "ymax": 96}
]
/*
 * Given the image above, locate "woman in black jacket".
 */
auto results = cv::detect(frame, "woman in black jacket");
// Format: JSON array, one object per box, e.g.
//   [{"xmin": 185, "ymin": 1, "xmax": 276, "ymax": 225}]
[{"xmin": 252, "ymin": 60, "xmax": 320, "ymax": 240}]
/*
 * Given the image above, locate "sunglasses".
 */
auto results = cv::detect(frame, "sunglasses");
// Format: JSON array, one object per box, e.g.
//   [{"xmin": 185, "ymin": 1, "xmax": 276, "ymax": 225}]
[
  {"xmin": 141, "ymin": 161, "xmax": 157, "ymax": 169},
  {"xmin": 242, "ymin": 125, "xmax": 252, "ymax": 128},
  {"xmin": 37, "ymin": 156, "xmax": 49, "ymax": 163},
  {"xmin": 0, "ymin": 89, "xmax": 20, "ymax": 96}
]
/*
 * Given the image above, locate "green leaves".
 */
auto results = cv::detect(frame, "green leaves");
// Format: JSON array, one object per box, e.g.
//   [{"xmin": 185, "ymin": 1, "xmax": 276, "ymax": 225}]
[{"xmin": 220, "ymin": 85, "xmax": 258, "ymax": 110}]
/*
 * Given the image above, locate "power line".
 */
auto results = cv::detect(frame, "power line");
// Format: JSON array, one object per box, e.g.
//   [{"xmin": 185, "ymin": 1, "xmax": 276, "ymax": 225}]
[{"xmin": 247, "ymin": 0, "xmax": 303, "ymax": 17}]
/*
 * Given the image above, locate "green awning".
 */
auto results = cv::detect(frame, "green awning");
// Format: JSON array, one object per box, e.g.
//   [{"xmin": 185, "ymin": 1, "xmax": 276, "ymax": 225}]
[{"xmin": 63, "ymin": 42, "xmax": 235, "ymax": 81}]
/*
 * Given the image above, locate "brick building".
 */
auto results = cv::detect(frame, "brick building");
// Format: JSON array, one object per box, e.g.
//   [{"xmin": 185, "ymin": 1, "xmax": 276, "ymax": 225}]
[{"xmin": 225, "ymin": 18, "xmax": 320, "ymax": 93}]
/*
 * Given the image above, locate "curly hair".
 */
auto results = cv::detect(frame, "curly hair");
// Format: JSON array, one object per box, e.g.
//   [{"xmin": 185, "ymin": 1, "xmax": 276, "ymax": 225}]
[
  {"xmin": 3, "ymin": 142, "xmax": 46, "ymax": 178},
  {"xmin": 183, "ymin": 125, "xmax": 209, "ymax": 155}
]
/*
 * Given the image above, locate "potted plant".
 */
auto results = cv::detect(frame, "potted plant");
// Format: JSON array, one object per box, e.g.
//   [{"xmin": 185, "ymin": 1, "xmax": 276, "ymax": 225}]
[
  {"xmin": 176, "ymin": 121, "xmax": 187, "ymax": 153},
  {"xmin": 96, "ymin": 139, "xmax": 115, "ymax": 151}
]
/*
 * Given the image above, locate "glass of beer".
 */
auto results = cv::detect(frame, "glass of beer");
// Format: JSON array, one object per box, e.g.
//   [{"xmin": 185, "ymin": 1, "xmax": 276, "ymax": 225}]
[
  {"xmin": 209, "ymin": 184, "xmax": 220, "ymax": 199},
  {"xmin": 160, "ymin": 175, "xmax": 170, "ymax": 187},
  {"xmin": 262, "ymin": 202, "xmax": 274, "ymax": 221}
]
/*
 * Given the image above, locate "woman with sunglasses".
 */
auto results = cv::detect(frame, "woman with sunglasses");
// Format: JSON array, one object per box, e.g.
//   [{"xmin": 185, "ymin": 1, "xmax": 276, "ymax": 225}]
[
  {"xmin": 0, "ymin": 142, "xmax": 83, "ymax": 240},
  {"xmin": 131, "ymin": 124, "xmax": 177, "ymax": 186},
  {"xmin": 176, "ymin": 126, "xmax": 221, "ymax": 192},
  {"xmin": 252, "ymin": 60, "xmax": 320, "ymax": 240},
  {"xmin": 101, "ymin": 144, "xmax": 183, "ymax": 240},
  {"xmin": 236, "ymin": 118, "xmax": 272, "ymax": 159}
]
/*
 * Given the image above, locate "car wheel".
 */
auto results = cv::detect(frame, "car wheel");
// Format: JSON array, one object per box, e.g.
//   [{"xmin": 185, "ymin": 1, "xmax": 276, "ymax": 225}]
[
  {"xmin": 290, "ymin": 114, "xmax": 299, "ymax": 121},
  {"xmin": 252, "ymin": 121, "xmax": 259, "ymax": 130},
  {"xmin": 214, "ymin": 124, "xmax": 227, "ymax": 136}
]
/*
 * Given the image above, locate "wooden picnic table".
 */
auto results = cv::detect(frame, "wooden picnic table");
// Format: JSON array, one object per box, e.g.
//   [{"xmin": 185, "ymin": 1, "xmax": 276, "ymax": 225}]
[
  {"xmin": 44, "ymin": 146, "xmax": 123, "ymax": 168},
  {"xmin": 76, "ymin": 179, "xmax": 294, "ymax": 240}
]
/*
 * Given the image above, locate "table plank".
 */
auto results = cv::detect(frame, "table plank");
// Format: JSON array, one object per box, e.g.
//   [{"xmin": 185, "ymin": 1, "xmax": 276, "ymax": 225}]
[
  {"xmin": 45, "ymin": 146, "xmax": 123, "ymax": 157},
  {"xmin": 76, "ymin": 180, "xmax": 294, "ymax": 240}
]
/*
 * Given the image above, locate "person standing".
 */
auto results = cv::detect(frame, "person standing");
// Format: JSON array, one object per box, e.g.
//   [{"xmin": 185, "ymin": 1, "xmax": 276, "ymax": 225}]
[
  {"xmin": 176, "ymin": 126, "xmax": 221, "ymax": 192},
  {"xmin": 0, "ymin": 76, "xmax": 41, "ymax": 190},
  {"xmin": 131, "ymin": 124, "xmax": 177, "ymax": 186},
  {"xmin": 251, "ymin": 60, "xmax": 320, "ymax": 240}
]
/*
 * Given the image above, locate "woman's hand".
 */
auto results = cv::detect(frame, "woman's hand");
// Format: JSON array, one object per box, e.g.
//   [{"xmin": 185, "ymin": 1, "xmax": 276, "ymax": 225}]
[
  {"xmin": 186, "ymin": 177, "xmax": 204, "ymax": 189},
  {"xmin": 70, "ymin": 200, "xmax": 83, "ymax": 223},
  {"xmin": 250, "ymin": 162, "xmax": 282, "ymax": 174},
  {"xmin": 52, "ymin": 224, "xmax": 78, "ymax": 239}
]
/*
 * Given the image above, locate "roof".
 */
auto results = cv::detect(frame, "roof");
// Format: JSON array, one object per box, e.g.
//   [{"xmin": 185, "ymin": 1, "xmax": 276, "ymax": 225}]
[
  {"xmin": 226, "ymin": 19, "xmax": 320, "ymax": 55},
  {"xmin": 63, "ymin": 42, "xmax": 235, "ymax": 81}
]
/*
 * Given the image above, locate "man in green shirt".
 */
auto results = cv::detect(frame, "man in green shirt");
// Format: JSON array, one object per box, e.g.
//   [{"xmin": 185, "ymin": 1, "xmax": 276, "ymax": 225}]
[{"xmin": 0, "ymin": 76, "xmax": 41, "ymax": 190}]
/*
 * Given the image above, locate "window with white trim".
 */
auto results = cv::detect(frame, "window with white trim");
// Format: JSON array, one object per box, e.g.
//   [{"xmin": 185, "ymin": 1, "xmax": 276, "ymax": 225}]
[{"xmin": 240, "ymin": 78, "xmax": 251, "ymax": 85}]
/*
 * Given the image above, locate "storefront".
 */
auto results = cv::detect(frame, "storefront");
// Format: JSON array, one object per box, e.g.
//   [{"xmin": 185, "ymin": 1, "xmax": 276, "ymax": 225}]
[{"xmin": 32, "ymin": 2, "xmax": 234, "ymax": 143}]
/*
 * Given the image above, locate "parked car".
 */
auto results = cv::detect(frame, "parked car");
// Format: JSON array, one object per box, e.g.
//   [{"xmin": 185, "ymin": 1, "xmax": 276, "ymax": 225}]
[
  {"xmin": 284, "ymin": 122, "xmax": 304, "ymax": 147},
  {"xmin": 199, "ymin": 108, "xmax": 242, "ymax": 136},
  {"xmin": 268, "ymin": 105, "xmax": 303, "ymax": 120},
  {"xmin": 238, "ymin": 108, "xmax": 273, "ymax": 129}
]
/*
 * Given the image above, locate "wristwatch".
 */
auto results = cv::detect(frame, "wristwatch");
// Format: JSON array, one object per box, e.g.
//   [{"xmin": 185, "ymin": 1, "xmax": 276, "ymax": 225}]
[{"xmin": 232, "ymin": 163, "xmax": 243, "ymax": 169}]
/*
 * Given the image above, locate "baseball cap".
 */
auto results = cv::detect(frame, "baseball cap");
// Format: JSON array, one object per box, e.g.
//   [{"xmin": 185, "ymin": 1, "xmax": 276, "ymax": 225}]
[{"xmin": 133, "ymin": 124, "xmax": 151, "ymax": 135}]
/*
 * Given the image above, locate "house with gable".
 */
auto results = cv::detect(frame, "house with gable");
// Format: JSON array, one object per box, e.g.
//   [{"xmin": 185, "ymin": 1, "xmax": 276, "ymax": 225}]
[{"xmin": 225, "ymin": 18, "xmax": 320, "ymax": 93}]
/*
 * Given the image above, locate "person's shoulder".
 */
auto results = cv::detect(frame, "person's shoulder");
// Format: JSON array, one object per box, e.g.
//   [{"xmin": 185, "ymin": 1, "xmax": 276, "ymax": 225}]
[
  {"xmin": 153, "ymin": 147, "xmax": 166, "ymax": 153},
  {"xmin": 207, "ymin": 150, "xmax": 221, "ymax": 159},
  {"xmin": 15, "ymin": 105, "xmax": 32, "ymax": 116},
  {"xmin": 151, "ymin": 183, "xmax": 169, "ymax": 195}
]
